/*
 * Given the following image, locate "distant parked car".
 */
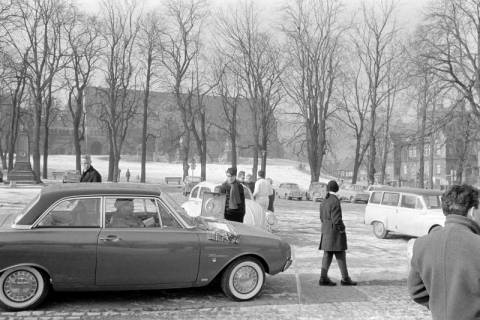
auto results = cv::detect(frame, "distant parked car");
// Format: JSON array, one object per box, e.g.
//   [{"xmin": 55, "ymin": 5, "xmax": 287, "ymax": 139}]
[
  {"xmin": 277, "ymin": 183, "xmax": 304, "ymax": 200},
  {"xmin": 183, "ymin": 176, "xmax": 202, "ymax": 195},
  {"xmin": 0, "ymin": 183, "xmax": 292, "ymax": 310},
  {"xmin": 306, "ymin": 182, "xmax": 327, "ymax": 202},
  {"xmin": 181, "ymin": 181, "xmax": 276, "ymax": 232},
  {"xmin": 62, "ymin": 170, "xmax": 81, "ymax": 183},
  {"xmin": 337, "ymin": 184, "xmax": 370, "ymax": 203}
]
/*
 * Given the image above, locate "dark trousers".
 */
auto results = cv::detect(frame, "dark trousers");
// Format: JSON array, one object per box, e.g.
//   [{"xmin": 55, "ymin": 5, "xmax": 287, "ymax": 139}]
[
  {"xmin": 320, "ymin": 251, "xmax": 349, "ymax": 280},
  {"xmin": 224, "ymin": 211, "xmax": 244, "ymax": 223}
]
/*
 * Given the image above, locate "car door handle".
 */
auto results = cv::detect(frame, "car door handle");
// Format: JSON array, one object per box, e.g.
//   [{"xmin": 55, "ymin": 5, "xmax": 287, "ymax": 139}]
[{"xmin": 99, "ymin": 235, "xmax": 122, "ymax": 242}]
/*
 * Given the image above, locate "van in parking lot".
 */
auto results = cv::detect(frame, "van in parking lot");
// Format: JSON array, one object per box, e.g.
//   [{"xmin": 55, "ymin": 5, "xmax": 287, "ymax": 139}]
[{"xmin": 364, "ymin": 187, "xmax": 444, "ymax": 239}]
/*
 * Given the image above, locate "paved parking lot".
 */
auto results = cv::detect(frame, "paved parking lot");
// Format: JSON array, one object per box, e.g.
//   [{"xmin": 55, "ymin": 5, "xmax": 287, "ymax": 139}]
[{"xmin": 0, "ymin": 188, "xmax": 431, "ymax": 319}]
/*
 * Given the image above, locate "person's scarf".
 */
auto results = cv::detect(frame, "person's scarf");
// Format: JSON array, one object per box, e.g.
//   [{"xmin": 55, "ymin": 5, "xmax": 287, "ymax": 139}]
[{"xmin": 229, "ymin": 180, "xmax": 242, "ymax": 210}]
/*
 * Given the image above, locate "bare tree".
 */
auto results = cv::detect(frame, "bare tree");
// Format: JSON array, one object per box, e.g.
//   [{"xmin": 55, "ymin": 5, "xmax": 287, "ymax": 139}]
[
  {"xmin": 337, "ymin": 58, "xmax": 370, "ymax": 184},
  {"xmin": 159, "ymin": 0, "xmax": 207, "ymax": 180},
  {"xmin": 97, "ymin": 0, "xmax": 140, "ymax": 182},
  {"xmin": 354, "ymin": 0, "xmax": 398, "ymax": 185},
  {"xmin": 3, "ymin": 0, "xmax": 69, "ymax": 182},
  {"xmin": 218, "ymin": 1, "xmax": 282, "ymax": 177},
  {"xmin": 137, "ymin": 11, "xmax": 162, "ymax": 183},
  {"xmin": 282, "ymin": 0, "xmax": 343, "ymax": 182},
  {"xmin": 212, "ymin": 57, "xmax": 242, "ymax": 168},
  {"xmin": 64, "ymin": 7, "xmax": 101, "ymax": 172},
  {"xmin": 423, "ymin": 0, "xmax": 480, "ymax": 120}
]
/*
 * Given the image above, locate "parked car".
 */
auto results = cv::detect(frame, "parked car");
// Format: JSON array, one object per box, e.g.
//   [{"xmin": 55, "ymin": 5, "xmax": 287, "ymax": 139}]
[
  {"xmin": 364, "ymin": 186, "xmax": 444, "ymax": 239},
  {"xmin": 277, "ymin": 183, "xmax": 304, "ymax": 200},
  {"xmin": 181, "ymin": 181, "xmax": 276, "ymax": 232},
  {"xmin": 183, "ymin": 176, "xmax": 202, "ymax": 195},
  {"xmin": 306, "ymin": 182, "xmax": 327, "ymax": 202},
  {"xmin": 0, "ymin": 183, "xmax": 292, "ymax": 311},
  {"xmin": 62, "ymin": 170, "xmax": 81, "ymax": 183},
  {"xmin": 337, "ymin": 184, "xmax": 369, "ymax": 203}
]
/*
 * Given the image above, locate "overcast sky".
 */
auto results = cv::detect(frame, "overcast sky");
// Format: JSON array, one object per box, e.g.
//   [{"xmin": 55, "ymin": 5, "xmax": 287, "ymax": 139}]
[{"xmin": 74, "ymin": 0, "xmax": 430, "ymax": 32}]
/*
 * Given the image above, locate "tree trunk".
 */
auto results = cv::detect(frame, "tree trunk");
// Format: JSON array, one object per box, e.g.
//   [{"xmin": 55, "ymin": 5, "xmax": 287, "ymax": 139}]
[
  {"xmin": 33, "ymin": 95, "xmax": 42, "ymax": 183},
  {"xmin": 429, "ymin": 133, "xmax": 435, "ymax": 188},
  {"xmin": 418, "ymin": 85, "xmax": 428, "ymax": 188},
  {"xmin": 230, "ymin": 105, "xmax": 237, "ymax": 168},
  {"xmin": 367, "ymin": 105, "xmax": 377, "ymax": 185},
  {"xmin": 42, "ymin": 126, "xmax": 49, "ymax": 179},
  {"xmin": 108, "ymin": 140, "xmax": 114, "ymax": 181},
  {"xmin": 141, "ymin": 55, "xmax": 152, "ymax": 183},
  {"xmin": 379, "ymin": 116, "xmax": 391, "ymax": 185},
  {"xmin": 351, "ymin": 139, "xmax": 362, "ymax": 184}
]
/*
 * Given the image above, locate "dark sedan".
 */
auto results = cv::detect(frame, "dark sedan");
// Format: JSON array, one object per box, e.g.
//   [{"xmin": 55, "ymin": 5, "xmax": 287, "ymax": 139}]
[{"xmin": 0, "ymin": 183, "xmax": 292, "ymax": 311}]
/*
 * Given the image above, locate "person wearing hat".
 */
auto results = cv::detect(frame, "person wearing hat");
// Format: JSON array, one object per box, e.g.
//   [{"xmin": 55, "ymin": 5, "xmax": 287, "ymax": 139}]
[
  {"xmin": 219, "ymin": 167, "xmax": 246, "ymax": 222},
  {"xmin": 80, "ymin": 155, "xmax": 102, "ymax": 182},
  {"xmin": 318, "ymin": 180, "xmax": 357, "ymax": 286}
]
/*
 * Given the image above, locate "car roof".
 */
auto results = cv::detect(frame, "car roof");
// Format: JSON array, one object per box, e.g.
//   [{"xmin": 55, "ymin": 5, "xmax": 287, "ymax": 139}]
[
  {"xmin": 40, "ymin": 182, "xmax": 164, "ymax": 197},
  {"xmin": 16, "ymin": 183, "xmax": 165, "ymax": 226},
  {"xmin": 369, "ymin": 186, "xmax": 443, "ymax": 196}
]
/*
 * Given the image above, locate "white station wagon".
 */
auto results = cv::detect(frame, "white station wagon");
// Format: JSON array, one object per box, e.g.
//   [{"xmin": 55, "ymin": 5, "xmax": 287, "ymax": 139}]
[
  {"xmin": 181, "ymin": 181, "xmax": 276, "ymax": 232},
  {"xmin": 364, "ymin": 187, "xmax": 444, "ymax": 238}
]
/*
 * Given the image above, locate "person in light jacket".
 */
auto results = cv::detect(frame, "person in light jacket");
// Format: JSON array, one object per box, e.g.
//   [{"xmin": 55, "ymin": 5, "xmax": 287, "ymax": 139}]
[
  {"xmin": 408, "ymin": 184, "xmax": 480, "ymax": 320},
  {"xmin": 318, "ymin": 180, "xmax": 356, "ymax": 286}
]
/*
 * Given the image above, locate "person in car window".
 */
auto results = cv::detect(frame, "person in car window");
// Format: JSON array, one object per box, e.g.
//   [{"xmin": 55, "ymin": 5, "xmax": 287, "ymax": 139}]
[
  {"xmin": 109, "ymin": 199, "xmax": 144, "ymax": 228},
  {"xmin": 318, "ymin": 180, "xmax": 357, "ymax": 286},
  {"xmin": 408, "ymin": 184, "xmax": 480, "ymax": 320},
  {"xmin": 219, "ymin": 167, "xmax": 245, "ymax": 223}
]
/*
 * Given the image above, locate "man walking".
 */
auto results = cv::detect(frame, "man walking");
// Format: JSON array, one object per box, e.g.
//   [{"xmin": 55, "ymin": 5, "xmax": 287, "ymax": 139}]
[
  {"xmin": 219, "ymin": 167, "xmax": 246, "ymax": 223},
  {"xmin": 80, "ymin": 155, "xmax": 102, "ymax": 182}
]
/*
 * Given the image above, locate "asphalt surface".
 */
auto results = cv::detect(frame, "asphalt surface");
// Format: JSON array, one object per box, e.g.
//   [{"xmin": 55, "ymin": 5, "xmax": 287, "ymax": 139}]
[{"xmin": 0, "ymin": 188, "xmax": 432, "ymax": 319}]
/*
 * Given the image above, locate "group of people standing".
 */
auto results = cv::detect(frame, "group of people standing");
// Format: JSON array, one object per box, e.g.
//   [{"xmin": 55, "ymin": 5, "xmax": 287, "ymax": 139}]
[{"xmin": 219, "ymin": 167, "xmax": 275, "ymax": 223}]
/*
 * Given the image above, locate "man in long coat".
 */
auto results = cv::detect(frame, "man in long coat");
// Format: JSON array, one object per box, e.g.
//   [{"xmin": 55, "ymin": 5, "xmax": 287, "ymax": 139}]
[
  {"xmin": 318, "ymin": 180, "xmax": 356, "ymax": 286},
  {"xmin": 408, "ymin": 184, "xmax": 480, "ymax": 319},
  {"xmin": 80, "ymin": 155, "xmax": 102, "ymax": 183}
]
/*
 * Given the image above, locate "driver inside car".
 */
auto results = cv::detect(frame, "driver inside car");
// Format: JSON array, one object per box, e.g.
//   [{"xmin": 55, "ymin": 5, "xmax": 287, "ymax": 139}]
[{"xmin": 108, "ymin": 198, "xmax": 145, "ymax": 228}]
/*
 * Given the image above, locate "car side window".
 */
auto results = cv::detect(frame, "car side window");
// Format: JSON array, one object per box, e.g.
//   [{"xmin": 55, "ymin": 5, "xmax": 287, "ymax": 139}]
[
  {"xmin": 415, "ymin": 198, "xmax": 424, "ymax": 210},
  {"xmin": 198, "ymin": 187, "xmax": 210, "ymax": 199},
  {"xmin": 156, "ymin": 200, "xmax": 182, "ymax": 228},
  {"xmin": 381, "ymin": 192, "xmax": 400, "ymax": 207},
  {"xmin": 370, "ymin": 192, "xmax": 382, "ymax": 204},
  {"xmin": 105, "ymin": 197, "xmax": 159, "ymax": 228},
  {"xmin": 401, "ymin": 194, "xmax": 416, "ymax": 209},
  {"xmin": 37, "ymin": 198, "xmax": 100, "ymax": 228},
  {"xmin": 190, "ymin": 186, "xmax": 199, "ymax": 199}
]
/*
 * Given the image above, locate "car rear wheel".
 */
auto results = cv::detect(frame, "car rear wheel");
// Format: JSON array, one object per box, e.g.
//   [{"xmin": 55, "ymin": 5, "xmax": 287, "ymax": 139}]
[
  {"xmin": 221, "ymin": 257, "xmax": 265, "ymax": 301},
  {"xmin": 372, "ymin": 221, "xmax": 388, "ymax": 239},
  {"xmin": 0, "ymin": 266, "xmax": 50, "ymax": 311}
]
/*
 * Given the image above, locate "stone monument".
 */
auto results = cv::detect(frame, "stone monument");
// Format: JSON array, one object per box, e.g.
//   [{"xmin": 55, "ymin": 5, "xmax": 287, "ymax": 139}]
[{"xmin": 7, "ymin": 130, "xmax": 36, "ymax": 184}]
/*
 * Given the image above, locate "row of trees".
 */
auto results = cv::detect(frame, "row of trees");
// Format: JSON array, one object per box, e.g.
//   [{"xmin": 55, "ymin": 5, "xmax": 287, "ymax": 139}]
[{"xmin": 1, "ymin": 0, "xmax": 479, "ymax": 186}]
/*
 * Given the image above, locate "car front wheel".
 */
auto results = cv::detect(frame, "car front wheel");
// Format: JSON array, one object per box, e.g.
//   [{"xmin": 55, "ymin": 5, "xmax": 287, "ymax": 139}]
[
  {"xmin": 221, "ymin": 257, "xmax": 265, "ymax": 301},
  {"xmin": 372, "ymin": 221, "xmax": 388, "ymax": 239},
  {"xmin": 0, "ymin": 266, "xmax": 50, "ymax": 311}
]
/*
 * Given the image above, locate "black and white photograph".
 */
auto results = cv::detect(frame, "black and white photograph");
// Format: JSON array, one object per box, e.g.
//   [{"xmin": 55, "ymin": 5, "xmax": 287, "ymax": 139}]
[{"xmin": 0, "ymin": 0, "xmax": 479, "ymax": 319}]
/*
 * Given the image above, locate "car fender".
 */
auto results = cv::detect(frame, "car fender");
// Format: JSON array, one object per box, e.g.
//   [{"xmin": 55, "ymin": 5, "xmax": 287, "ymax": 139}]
[{"xmin": 0, "ymin": 263, "xmax": 52, "ymax": 281}]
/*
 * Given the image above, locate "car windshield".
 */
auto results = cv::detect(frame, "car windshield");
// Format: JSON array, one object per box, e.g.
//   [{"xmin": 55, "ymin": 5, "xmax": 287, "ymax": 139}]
[
  {"xmin": 423, "ymin": 195, "xmax": 442, "ymax": 209},
  {"xmin": 160, "ymin": 192, "xmax": 197, "ymax": 227},
  {"xmin": 286, "ymin": 184, "xmax": 299, "ymax": 190},
  {"xmin": 310, "ymin": 183, "xmax": 325, "ymax": 191}
]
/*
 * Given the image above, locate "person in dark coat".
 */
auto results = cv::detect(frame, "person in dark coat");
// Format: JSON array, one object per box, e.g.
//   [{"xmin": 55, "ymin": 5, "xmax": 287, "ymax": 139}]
[
  {"xmin": 408, "ymin": 184, "xmax": 480, "ymax": 320},
  {"xmin": 80, "ymin": 155, "xmax": 102, "ymax": 182},
  {"xmin": 318, "ymin": 180, "xmax": 356, "ymax": 286},
  {"xmin": 267, "ymin": 178, "xmax": 275, "ymax": 212},
  {"xmin": 219, "ymin": 167, "xmax": 245, "ymax": 223}
]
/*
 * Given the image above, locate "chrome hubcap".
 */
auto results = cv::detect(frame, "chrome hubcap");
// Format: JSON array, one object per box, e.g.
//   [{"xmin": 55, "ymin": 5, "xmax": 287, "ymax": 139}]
[
  {"xmin": 233, "ymin": 265, "xmax": 258, "ymax": 294},
  {"xmin": 3, "ymin": 270, "xmax": 38, "ymax": 303}
]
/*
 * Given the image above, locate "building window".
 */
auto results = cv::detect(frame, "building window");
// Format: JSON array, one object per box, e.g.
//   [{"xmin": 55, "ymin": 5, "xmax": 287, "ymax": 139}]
[
  {"xmin": 403, "ymin": 165, "xmax": 407, "ymax": 175},
  {"xmin": 436, "ymin": 144, "xmax": 442, "ymax": 156},
  {"xmin": 424, "ymin": 145, "xmax": 430, "ymax": 157},
  {"xmin": 436, "ymin": 164, "xmax": 441, "ymax": 175},
  {"xmin": 408, "ymin": 146, "xmax": 417, "ymax": 159}
]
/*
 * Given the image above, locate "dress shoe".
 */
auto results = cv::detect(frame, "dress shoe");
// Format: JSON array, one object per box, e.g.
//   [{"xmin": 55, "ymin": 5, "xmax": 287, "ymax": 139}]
[
  {"xmin": 318, "ymin": 277, "xmax": 337, "ymax": 286},
  {"xmin": 340, "ymin": 277, "xmax": 357, "ymax": 286}
]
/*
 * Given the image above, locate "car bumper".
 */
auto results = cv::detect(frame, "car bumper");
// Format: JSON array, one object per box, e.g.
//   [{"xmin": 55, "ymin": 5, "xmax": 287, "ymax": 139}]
[{"xmin": 283, "ymin": 258, "xmax": 293, "ymax": 271}]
